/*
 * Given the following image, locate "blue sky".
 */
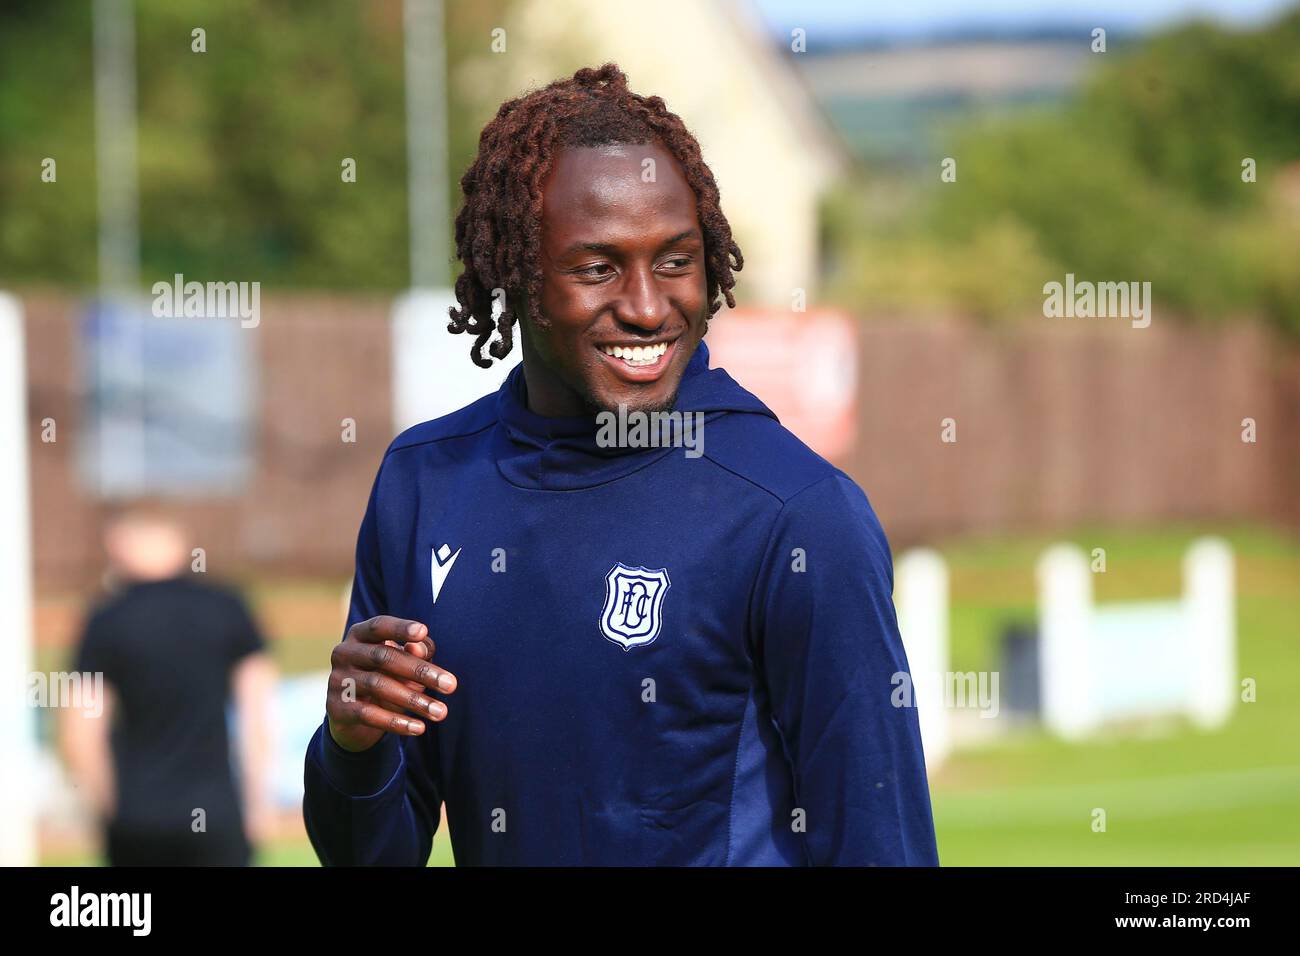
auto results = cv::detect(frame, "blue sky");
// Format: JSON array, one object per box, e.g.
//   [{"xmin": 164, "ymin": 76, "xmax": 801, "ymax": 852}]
[{"xmin": 751, "ymin": 0, "xmax": 1298, "ymax": 39}]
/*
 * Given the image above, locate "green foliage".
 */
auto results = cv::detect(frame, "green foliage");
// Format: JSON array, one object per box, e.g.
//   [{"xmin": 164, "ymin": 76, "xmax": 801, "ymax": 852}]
[
  {"xmin": 0, "ymin": 0, "xmax": 513, "ymax": 292},
  {"xmin": 0, "ymin": 1, "xmax": 99, "ymax": 287},
  {"xmin": 824, "ymin": 9, "xmax": 1300, "ymax": 333}
]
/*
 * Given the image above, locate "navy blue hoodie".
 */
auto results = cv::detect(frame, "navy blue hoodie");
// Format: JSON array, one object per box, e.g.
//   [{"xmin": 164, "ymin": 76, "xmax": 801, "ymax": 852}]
[{"xmin": 303, "ymin": 340, "xmax": 938, "ymax": 866}]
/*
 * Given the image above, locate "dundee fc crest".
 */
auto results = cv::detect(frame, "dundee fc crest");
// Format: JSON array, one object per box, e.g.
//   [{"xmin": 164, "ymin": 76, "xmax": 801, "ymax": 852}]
[{"xmin": 600, "ymin": 563, "xmax": 671, "ymax": 650}]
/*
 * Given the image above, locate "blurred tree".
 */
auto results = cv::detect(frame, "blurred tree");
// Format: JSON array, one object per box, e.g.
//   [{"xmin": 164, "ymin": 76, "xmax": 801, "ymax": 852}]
[
  {"xmin": 0, "ymin": 0, "xmax": 99, "ymax": 287},
  {"xmin": 0, "ymin": 0, "xmax": 515, "ymax": 291},
  {"xmin": 823, "ymin": 9, "xmax": 1300, "ymax": 334}
]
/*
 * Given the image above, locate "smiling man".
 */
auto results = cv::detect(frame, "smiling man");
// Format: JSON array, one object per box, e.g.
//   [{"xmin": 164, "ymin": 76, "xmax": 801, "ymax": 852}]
[{"xmin": 303, "ymin": 64, "xmax": 939, "ymax": 866}]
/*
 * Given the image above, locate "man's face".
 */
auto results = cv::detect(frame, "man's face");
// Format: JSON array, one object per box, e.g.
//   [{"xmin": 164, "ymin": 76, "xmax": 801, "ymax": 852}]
[{"xmin": 521, "ymin": 142, "xmax": 709, "ymax": 416}]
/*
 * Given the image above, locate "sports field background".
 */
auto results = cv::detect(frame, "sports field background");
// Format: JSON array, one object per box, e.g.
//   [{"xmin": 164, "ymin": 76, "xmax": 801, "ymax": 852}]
[
  {"xmin": 9, "ymin": 0, "xmax": 1298, "ymax": 869},
  {"xmin": 38, "ymin": 522, "xmax": 1299, "ymax": 866}
]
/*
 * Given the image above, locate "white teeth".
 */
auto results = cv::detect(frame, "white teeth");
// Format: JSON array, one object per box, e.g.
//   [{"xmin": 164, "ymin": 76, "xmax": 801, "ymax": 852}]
[{"xmin": 602, "ymin": 342, "xmax": 668, "ymax": 366}]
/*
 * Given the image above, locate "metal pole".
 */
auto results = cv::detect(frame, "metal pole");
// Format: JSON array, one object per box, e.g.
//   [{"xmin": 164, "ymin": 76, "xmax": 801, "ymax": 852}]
[
  {"xmin": 404, "ymin": 0, "xmax": 451, "ymax": 289},
  {"xmin": 93, "ymin": 0, "xmax": 140, "ymax": 296},
  {"xmin": 93, "ymin": 0, "xmax": 144, "ymax": 495}
]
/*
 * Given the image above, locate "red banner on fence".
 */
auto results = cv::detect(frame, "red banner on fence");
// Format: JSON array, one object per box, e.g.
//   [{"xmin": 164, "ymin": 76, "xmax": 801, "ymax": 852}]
[{"xmin": 705, "ymin": 310, "xmax": 858, "ymax": 462}]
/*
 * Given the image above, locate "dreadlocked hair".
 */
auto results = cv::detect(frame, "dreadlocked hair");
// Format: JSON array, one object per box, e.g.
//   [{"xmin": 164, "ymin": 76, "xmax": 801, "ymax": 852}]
[{"xmin": 447, "ymin": 62, "xmax": 743, "ymax": 368}]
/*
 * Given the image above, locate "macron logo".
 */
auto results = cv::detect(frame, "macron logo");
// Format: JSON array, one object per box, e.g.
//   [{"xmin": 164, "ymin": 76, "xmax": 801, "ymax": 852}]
[{"xmin": 431, "ymin": 543, "xmax": 461, "ymax": 605}]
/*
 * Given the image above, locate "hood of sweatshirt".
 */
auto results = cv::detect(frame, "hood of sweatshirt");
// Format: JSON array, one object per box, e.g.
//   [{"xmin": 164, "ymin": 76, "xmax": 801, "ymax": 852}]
[{"xmin": 492, "ymin": 339, "xmax": 776, "ymax": 491}]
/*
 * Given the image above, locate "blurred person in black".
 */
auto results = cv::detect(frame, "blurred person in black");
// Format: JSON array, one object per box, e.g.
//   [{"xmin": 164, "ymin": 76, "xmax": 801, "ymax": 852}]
[{"xmin": 59, "ymin": 502, "xmax": 277, "ymax": 866}]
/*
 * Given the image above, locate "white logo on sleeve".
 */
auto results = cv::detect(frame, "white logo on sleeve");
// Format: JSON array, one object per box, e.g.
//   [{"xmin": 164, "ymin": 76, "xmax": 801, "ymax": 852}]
[
  {"xmin": 599, "ymin": 563, "xmax": 671, "ymax": 650},
  {"xmin": 431, "ymin": 543, "xmax": 461, "ymax": 604}
]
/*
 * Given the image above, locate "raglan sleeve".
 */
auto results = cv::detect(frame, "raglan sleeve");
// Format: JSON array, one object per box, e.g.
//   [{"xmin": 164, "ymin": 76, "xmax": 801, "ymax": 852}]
[
  {"xmin": 751, "ymin": 472, "xmax": 939, "ymax": 866},
  {"xmin": 302, "ymin": 457, "xmax": 443, "ymax": 866}
]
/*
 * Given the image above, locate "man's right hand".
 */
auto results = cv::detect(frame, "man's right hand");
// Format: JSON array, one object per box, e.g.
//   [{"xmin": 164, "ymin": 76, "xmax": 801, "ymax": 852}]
[{"xmin": 325, "ymin": 616, "xmax": 458, "ymax": 753}]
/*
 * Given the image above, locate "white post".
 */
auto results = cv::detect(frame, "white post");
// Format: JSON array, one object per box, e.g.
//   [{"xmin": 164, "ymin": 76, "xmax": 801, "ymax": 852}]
[
  {"xmin": 391, "ymin": 290, "xmax": 519, "ymax": 434},
  {"xmin": 0, "ymin": 294, "xmax": 37, "ymax": 865},
  {"xmin": 1037, "ymin": 544, "xmax": 1094, "ymax": 740},
  {"xmin": 1184, "ymin": 537, "xmax": 1235, "ymax": 729},
  {"xmin": 895, "ymin": 549, "xmax": 950, "ymax": 770}
]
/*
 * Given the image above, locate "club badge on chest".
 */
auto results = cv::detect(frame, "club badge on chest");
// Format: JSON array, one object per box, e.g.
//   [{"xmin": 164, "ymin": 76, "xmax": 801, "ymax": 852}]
[{"xmin": 600, "ymin": 563, "xmax": 671, "ymax": 650}]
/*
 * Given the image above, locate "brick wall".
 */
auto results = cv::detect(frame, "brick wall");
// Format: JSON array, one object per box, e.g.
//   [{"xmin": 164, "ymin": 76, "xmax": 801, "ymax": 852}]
[
  {"xmin": 24, "ymin": 294, "xmax": 392, "ymax": 593},
  {"xmin": 846, "ymin": 318, "xmax": 1284, "ymax": 546}
]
